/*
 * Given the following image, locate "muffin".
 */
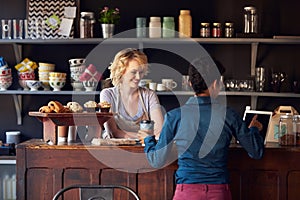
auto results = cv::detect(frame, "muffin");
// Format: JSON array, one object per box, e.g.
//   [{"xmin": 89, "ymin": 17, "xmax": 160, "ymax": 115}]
[
  {"xmin": 83, "ymin": 100, "xmax": 99, "ymax": 112},
  {"xmin": 98, "ymin": 101, "xmax": 111, "ymax": 112}
]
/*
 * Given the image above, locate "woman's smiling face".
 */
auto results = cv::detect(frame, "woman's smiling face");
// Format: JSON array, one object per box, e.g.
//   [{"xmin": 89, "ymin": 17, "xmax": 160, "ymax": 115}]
[{"xmin": 121, "ymin": 59, "xmax": 147, "ymax": 88}]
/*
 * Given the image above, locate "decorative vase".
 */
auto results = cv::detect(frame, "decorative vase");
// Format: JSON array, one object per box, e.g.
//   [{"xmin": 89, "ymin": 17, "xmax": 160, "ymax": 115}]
[{"xmin": 101, "ymin": 24, "xmax": 115, "ymax": 38}]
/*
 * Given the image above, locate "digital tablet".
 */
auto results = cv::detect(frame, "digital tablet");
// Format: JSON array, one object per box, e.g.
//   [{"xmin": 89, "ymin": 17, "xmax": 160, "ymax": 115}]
[{"xmin": 243, "ymin": 109, "xmax": 273, "ymax": 144}]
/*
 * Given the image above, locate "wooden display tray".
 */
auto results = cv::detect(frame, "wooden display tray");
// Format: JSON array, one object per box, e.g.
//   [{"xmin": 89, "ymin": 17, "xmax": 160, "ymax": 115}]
[{"xmin": 29, "ymin": 112, "xmax": 113, "ymax": 145}]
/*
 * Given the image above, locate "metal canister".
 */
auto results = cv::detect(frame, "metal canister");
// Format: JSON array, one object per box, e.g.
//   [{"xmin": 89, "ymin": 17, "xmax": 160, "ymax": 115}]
[
  {"xmin": 200, "ymin": 23, "xmax": 210, "ymax": 37},
  {"xmin": 80, "ymin": 12, "xmax": 95, "ymax": 38},
  {"xmin": 224, "ymin": 22, "xmax": 234, "ymax": 38},
  {"xmin": 212, "ymin": 22, "xmax": 221, "ymax": 37},
  {"xmin": 279, "ymin": 114, "xmax": 295, "ymax": 145}
]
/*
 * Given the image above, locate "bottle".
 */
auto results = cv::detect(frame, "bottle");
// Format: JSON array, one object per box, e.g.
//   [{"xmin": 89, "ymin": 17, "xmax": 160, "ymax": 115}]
[
  {"xmin": 200, "ymin": 23, "xmax": 210, "ymax": 37},
  {"xmin": 178, "ymin": 10, "xmax": 192, "ymax": 38},
  {"xmin": 162, "ymin": 17, "xmax": 175, "ymax": 38},
  {"xmin": 149, "ymin": 17, "xmax": 161, "ymax": 38},
  {"xmin": 212, "ymin": 22, "xmax": 222, "ymax": 37},
  {"xmin": 279, "ymin": 114, "xmax": 295, "ymax": 145},
  {"xmin": 224, "ymin": 22, "xmax": 234, "ymax": 38},
  {"xmin": 80, "ymin": 12, "xmax": 95, "ymax": 38}
]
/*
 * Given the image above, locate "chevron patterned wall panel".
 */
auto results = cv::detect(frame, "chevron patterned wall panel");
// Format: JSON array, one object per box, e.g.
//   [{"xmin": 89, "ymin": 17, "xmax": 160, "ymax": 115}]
[{"xmin": 27, "ymin": 0, "xmax": 78, "ymax": 39}]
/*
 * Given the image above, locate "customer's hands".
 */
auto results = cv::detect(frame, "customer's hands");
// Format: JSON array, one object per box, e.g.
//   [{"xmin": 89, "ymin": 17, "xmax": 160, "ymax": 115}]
[
  {"xmin": 248, "ymin": 114, "xmax": 263, "ymax": 131},
  {"xmin": 137, "ymin": 129, "xmax": 154, "ymax": 144}
]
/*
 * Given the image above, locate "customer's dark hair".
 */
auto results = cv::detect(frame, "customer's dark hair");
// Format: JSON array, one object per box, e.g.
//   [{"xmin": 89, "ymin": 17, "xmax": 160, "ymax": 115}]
[{"xmin": 188, "ymin": 56, "xmax": 225, "ymax": 94}]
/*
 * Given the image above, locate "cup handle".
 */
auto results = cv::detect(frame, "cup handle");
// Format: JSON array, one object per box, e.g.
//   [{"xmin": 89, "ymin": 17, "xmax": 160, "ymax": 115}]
[{"xmin": 172, "ymin": 81, "xmax": 177, "ymax": 88}]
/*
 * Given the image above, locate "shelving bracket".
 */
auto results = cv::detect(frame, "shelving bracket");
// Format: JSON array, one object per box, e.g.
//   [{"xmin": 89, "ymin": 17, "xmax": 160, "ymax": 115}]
[
  {"xmin": 12, "ymin": 43, "xmax": 22, "ymax": 63},
  {"xmin": 12, "ymin": 94, "xmax": 22, "ymax": 125},
  {"xmin": 250, "ymin": 42, "xmax": 259, "ymax": 76}
]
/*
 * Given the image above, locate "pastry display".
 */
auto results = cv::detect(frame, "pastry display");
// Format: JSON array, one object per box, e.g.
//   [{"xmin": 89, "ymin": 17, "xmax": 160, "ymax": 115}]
[
  {"xmin": 38, "ymin": 100, "xmax": 71, "ymax": 113},
  {"xmin": 98, "ymin": 101, "xmax": 111, "ymax": 112},
  {"xmin": 66, "ymin": 102, "xmax": 83, "ymax": 113},
  {"xmin": 84, "ymin": 100, "xmax": 99, "ymax": 112}
]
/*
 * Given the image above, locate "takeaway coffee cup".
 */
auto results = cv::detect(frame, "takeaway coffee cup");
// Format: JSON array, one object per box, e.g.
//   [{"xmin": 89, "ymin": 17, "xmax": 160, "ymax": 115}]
[{"xmin": 162, "ymin": 79, "xmax": 177, "ymax": 91}]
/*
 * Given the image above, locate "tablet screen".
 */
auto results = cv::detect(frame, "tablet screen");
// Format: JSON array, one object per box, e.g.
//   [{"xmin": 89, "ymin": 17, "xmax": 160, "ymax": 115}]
[{"xmin": 243, "ymin": 110, "xmax": 273, "ymax": 144}]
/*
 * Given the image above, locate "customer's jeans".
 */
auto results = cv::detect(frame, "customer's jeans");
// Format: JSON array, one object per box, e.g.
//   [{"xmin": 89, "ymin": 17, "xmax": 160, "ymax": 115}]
[{"xmin": 173, "ymin": 184, "xmax": 232, "ymax": 200}]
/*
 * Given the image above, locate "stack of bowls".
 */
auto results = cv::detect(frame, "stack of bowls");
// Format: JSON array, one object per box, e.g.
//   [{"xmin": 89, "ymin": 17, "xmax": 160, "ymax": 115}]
[
  {"xmin": 18, "ymin": 71, "xmax": 35, "ymax": 90},
  {"xmin": 0, "ymin": 65, "xmax": 12, "ymax": 91},
  {"xmin": 38, "ymin": 62, "xmax": 55, "ymax": 90},
  {"xmin": 49, "ymin": 72, "xmax": 67, "ymax": 91},
  {"xmin": 69, "ymin": 58, "xmax": 86, "ymax": 91}
]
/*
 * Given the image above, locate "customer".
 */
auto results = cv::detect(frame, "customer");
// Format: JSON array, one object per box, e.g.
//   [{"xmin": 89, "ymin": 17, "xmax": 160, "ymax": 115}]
[
  {"xmin": 140, "ymin": 57, "xmax": 264, "ymax": 200},
  {"xmin": 100, "ymin": 48, "xmax": 164, "ymax": 139}
]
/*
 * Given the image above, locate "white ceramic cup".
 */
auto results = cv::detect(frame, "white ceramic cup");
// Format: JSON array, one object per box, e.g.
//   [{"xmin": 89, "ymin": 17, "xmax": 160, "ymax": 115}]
[
  {"xmin": 139, "ymin": 79, "xmax": 152, "ymax": 88},
  {"xmin": 149, "ymin": 82, "xmax": 157, "ymax": 91},
  {"xmin": 156, "ymin": 83, "xmax": 166, "ymax": 91},
  {"xmin": 162, "ymin": 79, "xmax": 177, "ymax": 91}
]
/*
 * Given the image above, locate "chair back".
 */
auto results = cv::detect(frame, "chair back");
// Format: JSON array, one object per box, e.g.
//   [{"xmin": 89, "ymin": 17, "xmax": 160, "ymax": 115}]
[{"xmin": 52, "ymin": 184, "xmax": 140, "ymax": 200}]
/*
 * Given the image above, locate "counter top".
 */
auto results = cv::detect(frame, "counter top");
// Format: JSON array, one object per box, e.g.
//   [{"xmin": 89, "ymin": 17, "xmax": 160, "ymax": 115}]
[{"xmin": 18, "ymin": 139, "xmax": 300, "ymax": 151}]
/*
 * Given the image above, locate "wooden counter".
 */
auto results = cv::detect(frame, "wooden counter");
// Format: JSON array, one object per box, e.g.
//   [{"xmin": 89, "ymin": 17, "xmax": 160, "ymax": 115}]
[{"xmin": 16, "ymin": 140, "xmax": 300, "ymax": 200}]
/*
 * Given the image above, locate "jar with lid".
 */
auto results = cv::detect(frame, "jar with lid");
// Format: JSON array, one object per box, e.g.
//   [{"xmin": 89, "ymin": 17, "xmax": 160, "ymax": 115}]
[
  {"xmin": 224, "ymin": 22, "xmax": 234, "ymax": 38},
  {"xmin": 80, "ymin": 12, "xmax": 95, "ymax": 38},
  {"xmin": 162, "ymin": 17, "xmax": 175, "ymax": 38},
  {"xmin": 293, "ymin": 115, "xmax": 300, "ymax": 145},
  {"xmin": 279, "ymin": 114, "xmax": 295, "ymax": 145},
  {"xmin": 200, "ymin": 23, "xmax": 210, "ymax": 38},
  {"xmin": 243, "ymin": 6, "xmax": 258, "ymax": 33},
  {"xmin": 212, "ymin": 22, "xmax": 221, "ymax": 37},
  {"xmin": 178, "ymin": 10, "xmax": 192, "ymax": 38},
  {"xmin": 149, "ymin": 17, "xmax": 161, "ymax": 38}
]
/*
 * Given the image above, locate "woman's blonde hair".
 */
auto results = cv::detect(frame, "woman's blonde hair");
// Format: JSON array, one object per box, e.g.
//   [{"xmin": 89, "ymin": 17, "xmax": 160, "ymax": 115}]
[{"xmin": 109, "ymin": 48, "xmax": 149, "ymax": 86}]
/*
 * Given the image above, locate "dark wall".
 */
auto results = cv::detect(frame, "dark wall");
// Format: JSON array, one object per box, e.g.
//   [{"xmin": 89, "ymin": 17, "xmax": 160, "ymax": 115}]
[{"xmin": 0, "ymin": 0, "xmax": 300, "ymax": 142}]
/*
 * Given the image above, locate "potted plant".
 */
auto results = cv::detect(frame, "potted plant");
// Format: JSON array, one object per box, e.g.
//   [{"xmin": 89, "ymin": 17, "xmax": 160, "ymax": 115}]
[{"xmin": 99, "ymin": 6, "xmax": 120, "ymax": 38}]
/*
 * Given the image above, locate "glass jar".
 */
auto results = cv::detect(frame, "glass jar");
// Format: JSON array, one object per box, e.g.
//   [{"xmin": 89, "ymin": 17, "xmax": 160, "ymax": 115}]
[
  {"xmin": 80, "ymin": 12, "xmax": 95, "ymax": 38},
  {"xmin": 212, "ymin": 22, "xmax": 221, "ymax": 38},
  {"xmin": 162, "ymin": 17, "xmax": 175, "ymax": 38},
  {"xmin": 224, "ymin": 22, "xmax": 234, "ymax": 38},
  {"xmin": 149, "ymin": 17, "xmax": 161, "ymax": 38},
  {"xmin": 279, "ymin": 114, "xmax": 295, "ymax": 145},
  {"xmin": 293, "ymin": 115, "xmax": 300, "ymax": 145},
  {"xmin": 244, "ymin": 6, "xmax": 258, "ymax": 33},
  {"xmin": 178, "ymin": 10, "xmax": 192, "ymax": 38},
  {"xmin": 200, "ymin": 23, "xmax": 210, "ymax": 38}
]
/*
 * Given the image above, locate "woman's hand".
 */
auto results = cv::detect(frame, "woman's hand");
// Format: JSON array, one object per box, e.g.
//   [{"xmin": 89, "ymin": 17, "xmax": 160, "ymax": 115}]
[
  {"xmin": 248, "ymin": 114, "xmax": 263, "ymax": 131},
  {"xmin": 137, "ymin": 129, "xmax": 154, "ymax": 144}
]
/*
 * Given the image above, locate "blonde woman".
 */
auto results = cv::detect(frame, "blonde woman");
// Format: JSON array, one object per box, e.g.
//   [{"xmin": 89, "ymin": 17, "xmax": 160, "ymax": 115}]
[{"xmin": 100, "ymin": 48, "xmax": 164, "ymax": 139}]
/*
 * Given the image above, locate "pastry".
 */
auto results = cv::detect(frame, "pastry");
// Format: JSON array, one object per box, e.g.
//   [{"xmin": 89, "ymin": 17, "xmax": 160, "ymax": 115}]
[
  {"xmin": 66, "ymin": 102, "xmax": 83, "ymax": 113},
  {"xmin": 83, "ymin": 100, "xmax": 99, "ymax": 112},
  {"xmin": 48, "ymin": 101, "xmax": 64, "ymax": 113},
  {"xmin": 39, "ymin": 105, "xmax": 53, "ymax": 113},
  {"xmin": 98, "ymin": 101, "xmax": 111, "ymax": 112}
]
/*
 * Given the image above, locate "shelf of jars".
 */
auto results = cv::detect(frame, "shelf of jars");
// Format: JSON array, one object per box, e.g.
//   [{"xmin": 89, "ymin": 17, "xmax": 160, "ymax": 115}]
[{"xmin": 1, "ymin": 38, "xmax": 300, "ymax": 45}]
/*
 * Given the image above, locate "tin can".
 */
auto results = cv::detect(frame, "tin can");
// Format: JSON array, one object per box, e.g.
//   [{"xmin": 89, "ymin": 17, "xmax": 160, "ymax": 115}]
[
  {"xmin": 200, "ymin": 23, "xmax": 210, "ymax": 37},
  {"xmin": 212, "ymin": 22, "xmax": 221, "ymax": 37}
]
